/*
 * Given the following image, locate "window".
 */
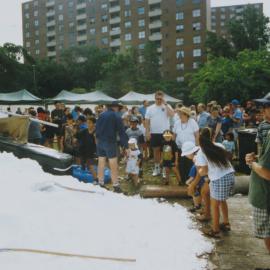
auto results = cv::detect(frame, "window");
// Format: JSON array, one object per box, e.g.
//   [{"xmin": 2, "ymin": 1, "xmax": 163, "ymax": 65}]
[
  {"xmin": 101, "ymin": 3, "xmax": 107, "ymax": 9},
  {"xmin": 192, "ymin": 9, "xmax": 201, "ymax": 17},
  {"xmin": 59, "ymin": 14, "xmax": 64, "ymax": 21},
  {"xmin": 125, "ymin": 33, "xmax": 132, "ymax": 41},
  {"xmin": 35, "ymin": 30, "xmax": 39, "ymax": 36},
  {"xmin": 102, "ymin": 15, "xmax": 108, "ymax": 22},
  {"xmin": 176, "ymin": 0, "xmax": 184, "ymax": 5},
  {"xmin": 138, "ymin": 19, "xmax": 145, "ymax": 27},
  {"xmin": 24, "ymin": 3, "xmax": 29, "ymax": 9},
  {"xmin": 193, "ymin": 62, "xmax": 200, "ymax": 69},
  {"xmin": 176, "ymin": 24, "xmax": 184, "ymax": 32},
  {"xmin": 89, "ymin": 28, "xmax": 95, "ymax": 34},
  {"xmin": 220, "ymin": 21, "xmax": 225, "ymax": 27},
  {"xmin": 177, "ymin": 76, "xmax": 184, "ymax": 82},
  {"xmin": 35, "ymin": 49, "xmax": 40, "ymax": 55},
  {"xmin": 125, "ymin": 10, "xmax": 131, "ymax": 17},
  {"xmin": 192, "ymin": 0, "xmax": 201, "ymax": 3},
  {"xmin": 34, "ymin": 1, "xmax": 38, "ymax": 7},
  {"xmin": 221, "ymin": 7, "xmax": 226, "ymax": 13},
  {"xmin": 90, "ymin": 17, "xmax": 95, "ymax": 24},
  {"xmin": 26, "ymin": 32, "xmax": 30, "ymax": 38},
  {"xmin": 26, "ymin": 41, "xmax": 30, "ymax": 47},
  {"xmin": 138, "ymin": 31, "xmax": 145, "ymax": 39},
  {"xmin": 138, "ymin": 43, "xmax": 145, "ymax": 49},
  {"xmin": 193, "ymin": 36, "xmax": 201, "ymax": 44},
  {"xmin": 101, "ymin": 38, "xmax": 109, "ymax": 45},
  {"xmin": 34, "ymin": 20, "xmax": 39, "ymax": 26},
  {"xmin": 101, "ymin": 26, "xmax": 108, "ymax": 33},
  {"xmin": 176, "ymin": 50, "xmax": 184, "ymax": 58},
  {"xmin": 34, "ymin": 10, "xmax": 38, "ymax": 17},
  {"xmin": 59, "ymin": 4, "xmax": 63, "ymax": 10},
  {"xmin": 125, "ymin": 21, "xmax": 132, "ymax": 28},
  {"xmin": 193, "ymin": 22, "xmax": 201, "ymax": 31},
  {"xmin": 35, "ymin": 40, "xmax": 39, "ymax": 45},
  {"xmin": 68, "ymin": 1, "xmax": 74, "ymax": 7},
  {"xmin": 176, "ymin": 38, "xmax": 184, "ymax": 46},
  {"xmin": 125, "ymin": 0, "xmax": 130, "ymax": 5},
  {"xmin": 137, "ymin": 7, "xmax": 144, "ymax": 15},
  {"xmin": 176, "ymin": 63, "xmax": 184, "ymax": 70},
  {"xmin": 193, "ymin": 49, "xmax": 201, "ymax": 57},
  {"xmin": 25, "ymin": 13, "xmax": 30, "ymax": 19},
  {"xmin": 221, "ymin": 14, "xmax": 226, "ymax": 20},
  {"xmin": 176, "ymin": 12, "xmax": 184, "ymax": 20}
]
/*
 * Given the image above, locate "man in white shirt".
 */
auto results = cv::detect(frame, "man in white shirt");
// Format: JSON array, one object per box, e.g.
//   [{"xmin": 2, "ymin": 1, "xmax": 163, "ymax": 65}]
[{"xmin": 145, "ymin": 90, "xmax": 175, "ymax": 176}]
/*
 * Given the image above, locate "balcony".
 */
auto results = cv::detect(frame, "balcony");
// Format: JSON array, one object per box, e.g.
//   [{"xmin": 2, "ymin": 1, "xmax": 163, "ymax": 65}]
[
  {"xmin": 47, "ymin": 51, "xmax": 56, "ymax": 57},
  {"xmin": 76, "ymin": 13, "xmax": 87, "ymax": 20},
  {"xmin": 47, "ymin": 40, "xmax": 56, "ymax": 47},
  {"xmin": 77, "ymin": 24, "xmax": 87, "ymax": 31},
  {"xmin": 46, "ymin": 1, "xmax": 55, "ymax": 7},
  {"xmin": 110, "ymin": 28, "xmax": 121, "ymax": 36},
  {"xmin": 77, "ymin": 35, "xmax": 87, "ymax": 42},
  {"xmin": 109, "ymin": 6, "xmax": 120, "ymax": 13},
  {"xmin": 110, "ymin": 17, "xmax": 121, "ymax": 24},
  {"xmin": 110, "ymin": 39, "xmax": 121, "ymax": 47},
  {"xmin": 149, "ymin": 9, "xmax": 162, "ymax": 17},
  {"xmin": 149, "ymin": 32, "xmax": 162, "ymax": 41},
  {"xmin": 149, "ymin": 20, "xmax": 162, "ymax": 29},
  {"xmin": 46, "ymin": 10, "xmax": 55, "ymax": 16},
  {"xmin": 77, "ymin": 3, "xmax": 86, "ymax": 9},
  {"xmin": 46, "ymin": 30, "xmax": 56, "ymax": 37},
  {"xmin": 46, "ymin": 20, "xmax": 56, "ymax": 27},
  {"xmin": 148, "ymin": 0, "xmax": 161, "ymax": 4}
]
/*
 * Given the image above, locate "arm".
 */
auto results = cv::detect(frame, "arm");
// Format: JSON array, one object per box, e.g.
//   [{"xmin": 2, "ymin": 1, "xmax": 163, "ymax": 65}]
[
  {"xmin": 213, "ymin": 122, "xmax": 222, "ymax": 142},
  {"xmin": 145, "ymin": 118, "xmax": 151, "ymax": 141},
  {"xmin": 198, "ymin": 165, "xmax": 208, "ymax": 177},
  {"xmin": 116, "ymin": 115, "xmax": 128, "ymax": 149},
  {"xmin": 165, "ymin": 104, "xmax": 175, "ymax": 117},
  {"xmin": 249, "ymin": 162, "xmax": 270, "ymax": 181},
  {"xmin": 194, "ymin": 130, "xmax": 199, "ymax": 146}
]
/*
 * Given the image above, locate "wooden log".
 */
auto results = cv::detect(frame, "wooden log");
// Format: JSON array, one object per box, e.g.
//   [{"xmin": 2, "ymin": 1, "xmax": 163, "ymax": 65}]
[
  {"xmin": 140, "ymin": 185, "xmax": 188, "ymax": 198},
  {"xmin": 233, "ymin": 175, "xmax": 250, "ymax": 195}
]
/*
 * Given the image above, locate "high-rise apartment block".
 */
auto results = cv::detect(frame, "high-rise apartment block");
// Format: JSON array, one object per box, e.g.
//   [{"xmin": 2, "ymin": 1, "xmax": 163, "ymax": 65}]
[
  {"xmin": 22, "ymin": 0, "xmax": 211, "ymax": 81},
  {"xmin": 211, "ymin": 3, "xmax": 263, "ymax": 38}
]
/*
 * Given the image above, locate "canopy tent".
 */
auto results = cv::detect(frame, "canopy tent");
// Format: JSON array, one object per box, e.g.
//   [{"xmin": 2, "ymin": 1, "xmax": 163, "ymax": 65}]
[
  {"xmin": 118, "ymin": 91, "xmax": 150, "ymax": 104},
  {"xmin": 118, "ymin": 91, "xmax": 182, "ymax": 104},
  {"xmin": 49, "ymin": 90, "xmax": 116, "ymax": 104},
  {"xmin": 0, "ymin": 89, "xmax": 42, "ymax": 105}
]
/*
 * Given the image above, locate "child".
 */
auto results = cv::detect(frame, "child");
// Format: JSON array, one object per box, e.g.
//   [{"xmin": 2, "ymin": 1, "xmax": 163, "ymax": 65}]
[
  {"xmin": 62, "ymin": 113, "xmax": 76, "ymax": 155},
  {"xmin": 182, "ymin": 141, "xmax": 211, "ymax": 219},
  {"xmin": 222, "ymin": 132, "xmax": 235, "ymax": 161},
  {"xmin": 161, "ymin": 130, "xmax": 180, "ymax": 185},
  {"xmin": 126, "ymin": 138, "xmax": 142, "ymax": 186},
  {"xmin": 75, "ymin": 116, "xmax": 97, "ymax": 183}
]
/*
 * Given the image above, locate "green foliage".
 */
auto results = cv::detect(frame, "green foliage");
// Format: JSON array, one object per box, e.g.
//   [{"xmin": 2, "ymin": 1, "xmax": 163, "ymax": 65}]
[
  {"xmin": 71, "ymin": 88, "xmax": 87, "ymax": 94},
  {"xmin": 190, "ymin": 50, "xmax": 270, "ymax": 104}
]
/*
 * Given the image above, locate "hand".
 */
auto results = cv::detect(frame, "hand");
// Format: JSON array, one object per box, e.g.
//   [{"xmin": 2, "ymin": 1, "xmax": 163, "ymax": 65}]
[
  {"xmin": 187, "ymin": 182, "xmax": 196, "ymax": 196},
  {"xmin": 245, "ymin": 152, "xmax": 256, "ymax": 165}
]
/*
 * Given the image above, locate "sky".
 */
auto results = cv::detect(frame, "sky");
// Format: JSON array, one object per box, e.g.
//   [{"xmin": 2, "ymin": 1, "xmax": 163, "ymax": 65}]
[{"xmin": 0, "ymin": 0, "xmax": 269, "ymax": 46}]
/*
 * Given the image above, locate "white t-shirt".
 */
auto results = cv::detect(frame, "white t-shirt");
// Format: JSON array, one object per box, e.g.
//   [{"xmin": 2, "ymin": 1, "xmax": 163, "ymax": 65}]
[
  {"xmin": 173, "ymin": 118, "xmax": 199, "ymax": 149},
  {"xmin": 195, "ymin": 143, "xmax": 234, "ymax": 181},
  {"xmin": 145, "ymin": 104, "xmax": 172, "ymax": 134}
]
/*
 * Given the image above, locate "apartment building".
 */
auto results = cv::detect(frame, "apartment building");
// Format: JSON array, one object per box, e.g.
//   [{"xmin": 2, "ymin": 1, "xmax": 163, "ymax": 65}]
[
  {"xmin": 22, "ymin": 0, "xmax": 211, "ymax": 81},
  {"xmin": 211, "ymin": 3, "xmax": 263, "ymax": 38}
]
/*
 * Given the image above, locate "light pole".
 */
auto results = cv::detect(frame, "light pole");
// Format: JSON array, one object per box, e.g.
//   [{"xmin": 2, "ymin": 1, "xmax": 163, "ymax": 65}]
[{"xmin": 32, "ymin": 64, "xmax": 37, "ymax": 94}]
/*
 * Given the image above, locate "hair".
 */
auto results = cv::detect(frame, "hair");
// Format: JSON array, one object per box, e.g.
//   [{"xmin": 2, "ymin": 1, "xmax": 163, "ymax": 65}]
[
  {"xmin": 225, "ymin": 132, "xmax": 234, "ymax": 141},
  {"xmin": 84, "ymin": 108, "xmax": 93, "ymax": 116},
  {"xmin": 211, "ymin": 105, "xmax": 219, "ymax": 113},
  {"xmin": 199, "ymin": 128, "xmax": 231, "ymax": 169},
  {"xmin": 175, "ymin": 102, "xmax": 183, "ymax": 109},
  {"xmin": 37, "ymin": 107, "xmax": 44, "ymax": 114},
  {"xmin": 87, "ymin": 116, "xmax": 96, "ymax": 124},
  {"xmin": 29, "ymin": 110, "xmax": 37, "ymax": 117},
  {"xmin": 155, "ymin": 90, "xmax": 164, "ymax": 97},
  {"xmin": 198, "ymin": 103, "xmax": 206, "ymax": 110},
  {"xmin": 163, "ymin": 129, "xmax": 173, "ymax": 136},
  {"xmin": 66, "ymin": 113, "xmax": 73, "ymax": 120},
  {"xmin": 54, "ymin": 101, "xmax": 60, "ymax": 105}
]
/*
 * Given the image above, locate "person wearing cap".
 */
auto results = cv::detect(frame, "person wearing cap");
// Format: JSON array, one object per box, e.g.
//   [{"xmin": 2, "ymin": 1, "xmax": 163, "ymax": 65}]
[
  {"xmin": 145, "ymin": 90, "xmax": 175, "ymax": 177},
  {"xmin": 195, "ymin": 128, "xmax": 235, "ymax": 238},
  {"xmin": 161, "ymin": 130, "xmax": 179, "ymax": 185},
  {"xmin": 246, "ymin": 95, "xmax": 270, "ymax": 253},
  {"xmin": 181, "ymin": 141, "xmax": 210, "ymax": 215},
  {"xmin": 125, "ymin": 138, "xmax": 142, "ymax": 186},
  {"xmin": 230, "ymin": 99, "xmax": 243, "ymax": 139},
  {"xmin": 173, "ymin": 106, "xmax": 199, "ymax": 184},
  {"xmin": 206, "ymin": 105, "xmax": 222, "ymax": 143},
  {"xmin": 96, "ymin": 101, "xmax": 128, "ymax": 193}
]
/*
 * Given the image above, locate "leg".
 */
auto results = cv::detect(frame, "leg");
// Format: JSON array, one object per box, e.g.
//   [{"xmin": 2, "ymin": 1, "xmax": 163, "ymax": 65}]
[
  {"xmin": 165, "ymin": 167, "xmax": 170, "ymax": 185},
  {"xmin": 173, "ymin": 166, "xmax": 181, "ymax": 183},
  {"xmin": 264, "ymin": 238, "xmax": 270, "ymax": 253},
  {"xmin": 108, "ymin": 157, "xmax": 119, "ymax": 186},
  {"xmin": 153, "ymin": 146, "xmax": 161, "ymax": 165},
  {"xmin": 201, "ymin": 182, "xmax": 211, "ymax": 219},
  {"xmin": 220, "ymin": 201, "xmax": 229, "ymax": 224},
  {"xmin": 211, "ymin": 198, "xmax": 220, "ymax": 232},
  {"xmin": 88, "ymin": 160, "xmax": 97, "ymax": 180},
  {"xmin": 98, "ymin": 157, "xmax": 106, "ymax": 185}
]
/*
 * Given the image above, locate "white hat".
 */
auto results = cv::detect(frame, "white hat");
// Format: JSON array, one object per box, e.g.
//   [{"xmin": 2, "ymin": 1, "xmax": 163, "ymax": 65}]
[
  {"xmin": 181, "ymin": 142, "xmax": 199, "ymax": 156},
  {"xmin": 128, "ymin": 138, "xmax": 138, "ymax": 147}
]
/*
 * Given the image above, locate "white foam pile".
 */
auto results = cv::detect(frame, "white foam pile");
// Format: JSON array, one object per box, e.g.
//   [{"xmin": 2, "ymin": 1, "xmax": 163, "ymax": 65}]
[{"xmin": 0, "ymin": 152, "xmax": 212, "ymax": 270}]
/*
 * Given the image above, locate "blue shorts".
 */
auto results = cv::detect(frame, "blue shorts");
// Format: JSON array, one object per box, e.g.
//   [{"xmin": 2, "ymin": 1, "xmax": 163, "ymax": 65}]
[{"xmin": 97, "ymin": 141, "xmax": 117, "ymax": 159}]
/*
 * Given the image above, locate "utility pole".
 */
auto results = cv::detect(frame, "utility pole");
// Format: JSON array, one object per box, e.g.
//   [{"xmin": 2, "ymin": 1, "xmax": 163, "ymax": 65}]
[{"xmin": 32, "ymin": 64, "xmax": 37, "ymax": 94}]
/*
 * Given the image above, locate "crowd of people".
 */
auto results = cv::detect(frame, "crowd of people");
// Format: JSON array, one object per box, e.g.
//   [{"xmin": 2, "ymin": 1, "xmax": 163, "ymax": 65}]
[{"xmin": 10, "ymin": 90, "xmax": 270, "ymax": 250}]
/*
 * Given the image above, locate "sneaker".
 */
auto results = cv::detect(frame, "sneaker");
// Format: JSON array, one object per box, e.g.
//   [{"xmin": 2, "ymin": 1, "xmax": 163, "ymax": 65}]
[
  {"xmin": 93, "ymin": 180, "xmax": 98, "ymax": 185},
  {"xmin": 152, "ymin": 167, "xmax": 160, "ymax": 177},
  {"xmin": 113, "ymin": 185, "xmax": 122, "ymax": 193},
  {"xmin": 99, "ymin": 182, "xmax": 105, "ymax": 188}
]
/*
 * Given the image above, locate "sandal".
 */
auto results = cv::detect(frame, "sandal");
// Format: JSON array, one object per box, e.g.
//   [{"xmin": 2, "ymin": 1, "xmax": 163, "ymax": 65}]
[
  {"xmin": 202, "ymin": 227, "xmax": 221, "ymax": 238},
  {"xmin": 196, "ymin": 214, "xmax": 211, "ymax": 222},
  {"xmin": 188, "ymin": 205, "xmax": 201, "ymax": 213},
  {"xmin": 220, "ymin": 223, "xmax": 231, "ymax": 232}
]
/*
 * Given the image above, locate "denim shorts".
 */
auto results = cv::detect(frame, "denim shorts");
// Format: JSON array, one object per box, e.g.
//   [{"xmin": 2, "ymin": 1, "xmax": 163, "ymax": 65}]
[{"xmin": 97, "ymin": 141, "xmax": 117, "ymax": 159}]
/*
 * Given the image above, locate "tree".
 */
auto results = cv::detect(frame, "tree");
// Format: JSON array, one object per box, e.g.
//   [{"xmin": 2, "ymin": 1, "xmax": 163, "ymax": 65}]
[
  {"xmin": 141, "ymin": 41, "xmax": 161, "ymax": 81},
  {"xmin": 205, "ymin": 31, "xmax": 235, "ymax": 58},
  {"xmin": 227, "ymin": 5, "xmax": 270, "ymax": 52},
  {"xmin": 189, "ymin": 50, "xmax": 270, "ymax": 104}
]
